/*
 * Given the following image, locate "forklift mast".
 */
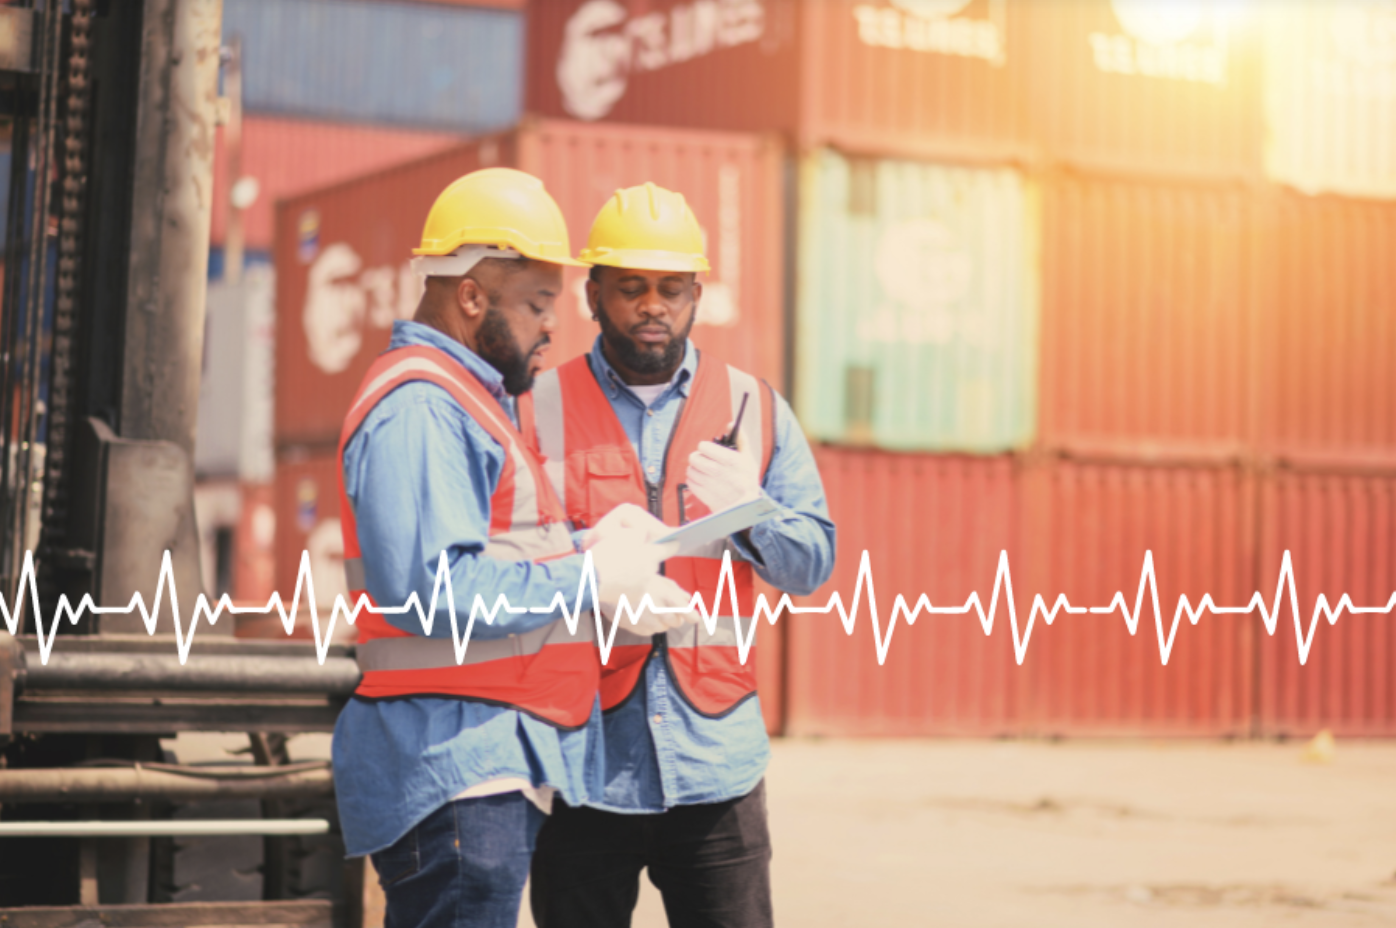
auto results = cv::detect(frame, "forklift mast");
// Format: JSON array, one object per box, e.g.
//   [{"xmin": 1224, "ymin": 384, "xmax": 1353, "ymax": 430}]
[{"xmin": 0, "ymin": 2, "xmax": 361, "ymax": 922}]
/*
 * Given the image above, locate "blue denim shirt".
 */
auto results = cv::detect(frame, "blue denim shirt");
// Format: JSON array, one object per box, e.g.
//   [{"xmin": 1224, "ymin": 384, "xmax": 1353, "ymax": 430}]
[
  {"xmin": 332, "ymin": 321, "xmax": 602, "ymax": 857},
  {"xmin": 580, "ymin": 337, "xmax": 836, "ymax": 813}
]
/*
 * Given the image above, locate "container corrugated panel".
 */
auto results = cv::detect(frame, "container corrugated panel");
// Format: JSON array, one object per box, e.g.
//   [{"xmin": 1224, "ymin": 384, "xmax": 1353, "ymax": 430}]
[
  {"xmin": 1025, "ymin": 461, "xmax": 1255, "ymax": 736},
  {"xmin": 1019, "ymin": 0, "xmax": 1262, "ymax": 179},
  {"xmin": 525, "ymin": 0, "xmax": 801, "ymax": 133},
  {"xmin": 1263, "ymin": 1, "xmax": 1396, "ymax": 200},
  {"xmin": 528, "ymin": 0, "xmax": 1026, "ymax": 158},
  {"xmin": 224, "ymin": 0, "xmax": 523, "ymax": 131},
  {"xmin": 274, "ymin": 120, "xmax": 785, "ymax": 448},
  {"xmin": 785, "ymin": 448, "xmax": 1025, "ymax": 737},
  {"xmin": 274, "ymin": 453, "xmax": 350, "ymax": 614},
  {"xmin": 1257, "ymin": 472, "xmax": 1396, "ymax": 737},
  {"xmin": 795, "ymin": 149, "xmax": 1037, "ymax": 452},
  {"xmin": 1258, "ymin": 193, "xmax": 1396, "ymax": 460},
  {"xmin": 1038, "ymin": 175, "xmax": 1252, "ymax": 453},
  {"xmin": 212, "ymin": 116, "xmax": 461, "ymax": 251},
  {"xmin": 797, "ymin": 0, "xmax": 1028, "ymax": 158}
]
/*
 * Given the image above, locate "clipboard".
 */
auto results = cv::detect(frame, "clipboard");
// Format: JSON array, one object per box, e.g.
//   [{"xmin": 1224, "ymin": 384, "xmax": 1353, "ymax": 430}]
[{"xmin": 655, "ymin": 495, "xmax": 780, "ymax": 558}]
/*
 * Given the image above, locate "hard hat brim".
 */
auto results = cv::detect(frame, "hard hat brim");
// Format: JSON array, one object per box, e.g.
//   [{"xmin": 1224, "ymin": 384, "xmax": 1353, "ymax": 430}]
[{"xmin": 578, "ymin": 247, "xmax": 710, "ymax": 274}]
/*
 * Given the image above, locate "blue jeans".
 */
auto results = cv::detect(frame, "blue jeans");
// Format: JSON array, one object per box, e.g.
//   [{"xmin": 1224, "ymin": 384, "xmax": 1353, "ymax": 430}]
[{"xmin": 370, "ymin": 793, "xmax": 547, "ymax": 928}]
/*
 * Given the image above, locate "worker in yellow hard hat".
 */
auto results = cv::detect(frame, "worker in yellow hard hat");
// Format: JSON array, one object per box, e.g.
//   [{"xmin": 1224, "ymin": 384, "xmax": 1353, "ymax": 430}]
[
  {"xmin": 331, "ymin": 167, "xmax": 690, "ymax": 927},
  {"xmin": 522, "ymin": 182, "xmax": 836, "ymax": 928}
]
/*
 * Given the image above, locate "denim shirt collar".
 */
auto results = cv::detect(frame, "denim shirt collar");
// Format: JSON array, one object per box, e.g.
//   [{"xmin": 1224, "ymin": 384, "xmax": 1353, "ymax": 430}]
[
  {"xmin": 587, "ymin": 335, "xmax": 697, "ymax": 407},
  {"xmin": 388, "ymin": 320, "xmax": 509, "ymax": 405}
]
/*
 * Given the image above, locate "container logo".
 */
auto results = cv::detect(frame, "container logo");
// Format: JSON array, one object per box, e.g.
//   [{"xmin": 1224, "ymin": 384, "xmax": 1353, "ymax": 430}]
[
  {"xmin": 298, "ymin": 209, "xmax": 321, "ymax": 264},
  {"xmin": 557, "ymin": 0, "xmax": 767, "ymax": 121},
  {"xmin": 1089, "ymin": 0, "xmax": 1231, "ymax": 85},
  {"xmin": 296, "ymin": 478, "xmax": 318, "ymax": 533},
  {"xmin": 853, "ymin": 0, "xmax": 1006, "ymax": 66},
  {"xmin": 860, "ymin": 218, "xmax": 981, "ymax": 346},
  {"xmin": 303, "ymin": 242, "xmax": 423, "ymax": 374}
]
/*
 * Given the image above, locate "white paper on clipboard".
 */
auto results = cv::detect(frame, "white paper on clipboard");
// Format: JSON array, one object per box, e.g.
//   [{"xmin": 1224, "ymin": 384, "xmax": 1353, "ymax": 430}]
[{"xmin": 655, "ymin": 495, "xmax": 780, "ymax": 558}]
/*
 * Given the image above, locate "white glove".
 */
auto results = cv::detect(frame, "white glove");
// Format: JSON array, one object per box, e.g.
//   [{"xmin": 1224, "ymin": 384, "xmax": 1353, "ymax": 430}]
[
  {"xmin": 686, "ymin": 437, "xmax": 761, "ymax": 514},
  {"xmin": 587, "ymin": 521, "xmax": 692, "ymax": 634},
  {"xmin": 581, "ymin": 502, "xmax": 671, "ymax": 551}
]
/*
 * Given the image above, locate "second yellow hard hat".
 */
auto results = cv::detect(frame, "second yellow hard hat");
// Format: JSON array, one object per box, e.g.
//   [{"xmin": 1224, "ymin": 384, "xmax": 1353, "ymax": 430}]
[
  {"xmin": 415, "ymin": 167, "xmax": 585, "ymax": 267},
  {"xmin": 579, "ymin": 182, "xmax": 710, "ymax": 273}
]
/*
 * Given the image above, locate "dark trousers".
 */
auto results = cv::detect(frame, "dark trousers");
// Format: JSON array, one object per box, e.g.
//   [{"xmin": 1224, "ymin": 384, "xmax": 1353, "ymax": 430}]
[
  {"xmin": 369, "ymin": 793, "xmax": 546, "ymax": 928},
  {"xmin": 530, "ymin": 780, "xmax": 773, "ymax": 928}
]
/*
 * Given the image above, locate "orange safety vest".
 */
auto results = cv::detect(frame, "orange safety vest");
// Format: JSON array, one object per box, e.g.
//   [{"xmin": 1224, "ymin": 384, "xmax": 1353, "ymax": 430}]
[
  {"xmin": 338, "ymin": 345, "xmax": 597, "ymax": 729},
  {"xmin": 520, "ymin": 352, "xmax": 774, "ymax": 718}
]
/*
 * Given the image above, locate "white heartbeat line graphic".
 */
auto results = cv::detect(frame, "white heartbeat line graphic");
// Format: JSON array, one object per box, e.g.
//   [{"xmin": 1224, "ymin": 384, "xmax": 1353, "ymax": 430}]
[{"xmin": 4, "ymin": 549, "xmax": 1394, "ymax": 669}]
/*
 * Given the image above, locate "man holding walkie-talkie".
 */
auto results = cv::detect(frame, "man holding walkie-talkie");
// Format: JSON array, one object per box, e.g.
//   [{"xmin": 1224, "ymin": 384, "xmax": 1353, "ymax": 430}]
[{"xmin": 520, "ymin": 183, "xmax": 836, "ymax": 928}]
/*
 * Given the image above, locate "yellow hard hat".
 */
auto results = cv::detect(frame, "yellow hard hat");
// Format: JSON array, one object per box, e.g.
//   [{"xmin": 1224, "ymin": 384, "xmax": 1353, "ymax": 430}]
[
  {"xmin": 579, "ymin": 182, "xmax": 710, "ymax": 273},
  {"xmin": 414, "ymin": 167, "xmax": 585, "ymax": 266}
]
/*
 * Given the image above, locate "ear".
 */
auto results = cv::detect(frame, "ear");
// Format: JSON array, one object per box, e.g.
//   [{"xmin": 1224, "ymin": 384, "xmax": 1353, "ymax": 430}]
[
  {"xmin": 456, "ymin": 276, "xmax": 488, "ymax": 319},
  {"xmin": 584, "ymin": 278, "xmax": 601, "ymax": 323}
]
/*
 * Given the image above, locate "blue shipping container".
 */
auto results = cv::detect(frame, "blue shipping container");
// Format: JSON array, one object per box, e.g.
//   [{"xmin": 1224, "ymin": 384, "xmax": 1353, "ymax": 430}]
[{"xmin": 223, "ymin": 0, "xmax": 522, "ymax": 132}]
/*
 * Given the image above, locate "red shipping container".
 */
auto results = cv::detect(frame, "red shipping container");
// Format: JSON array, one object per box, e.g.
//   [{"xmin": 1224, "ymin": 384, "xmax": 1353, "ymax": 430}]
[
  {"xmin": 212, "ymin": 116, "xmax": 462, "ymax": 253},
  {"xmin": 785, "ymin": 448, "xmax": 1026, "ymax": 737},
  {"xmin": 1257, "ymin": 471, "xmax": 1396, "ymax": 737},
  {"xmin": 274, "ymin": 118, "xmax": 786, "ymax": 449},
  {"xmin": 1019, "ymin": 0, "xmax": 1262, "ymax": 179},
  {"xmin": 527, "ymin": 0, "xmax": 1025, "ymax": 158},
  {"xmin": 1024, "ymin": 460, "xmax": 1256, "ymax": 736},
  {"xmin": 273, "ymin": 452, "xmax": 350, "ymax": 622},
  {"xmin": 1258, "ymin": 194, "xmax": 1396, "ymax": 463},
  {"xmin": 1038, "ymin": 175, "xmax": 1253, "ymax": 455}
]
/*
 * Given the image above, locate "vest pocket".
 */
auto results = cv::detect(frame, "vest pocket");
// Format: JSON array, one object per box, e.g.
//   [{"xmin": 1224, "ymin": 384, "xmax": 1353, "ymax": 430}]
[{"xmin": 582, "ymin": 449, "xmax": 644, "ymax": 527}]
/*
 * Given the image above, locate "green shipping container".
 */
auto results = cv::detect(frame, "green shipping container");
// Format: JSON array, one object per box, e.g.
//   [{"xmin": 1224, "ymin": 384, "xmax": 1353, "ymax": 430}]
[{"xmin": 795, "ymin": 151, "xmax": 1039, "ymax": 452}]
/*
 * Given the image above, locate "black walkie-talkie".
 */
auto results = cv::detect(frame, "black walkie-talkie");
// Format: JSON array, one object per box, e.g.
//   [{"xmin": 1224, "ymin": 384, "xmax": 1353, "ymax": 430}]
[{"xmin": 715, "ymin": 392, "xmax": 749, "ymax": 449}]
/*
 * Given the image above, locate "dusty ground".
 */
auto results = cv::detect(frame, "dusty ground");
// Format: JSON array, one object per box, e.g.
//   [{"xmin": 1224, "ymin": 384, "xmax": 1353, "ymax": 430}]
[
  {"xmin": 171, "ymin": 733, "xmax": 1396, "ymax": 926},
  {"xmin": 520, "ymin": 737, "xmax": 1396, "ymax": 928}
]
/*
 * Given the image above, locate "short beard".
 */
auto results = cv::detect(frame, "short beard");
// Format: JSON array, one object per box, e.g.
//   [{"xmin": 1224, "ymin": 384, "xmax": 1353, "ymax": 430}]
[
  {"xmin": 476, "ymin": 302, "xmax": 546, "ymax": 396},
  {"xmin": 596, "ymin": 303, "xmax": 694, "ymax": 377}
]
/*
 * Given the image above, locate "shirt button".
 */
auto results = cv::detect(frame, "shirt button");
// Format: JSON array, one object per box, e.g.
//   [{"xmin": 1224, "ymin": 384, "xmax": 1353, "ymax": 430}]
[
  {"xmin": 647, "ymin": 465, "xmax": 656, "ymax": 474},
  {"xmin": 652, "ymin": 713, "xmax": 663, "ymax": 725},
  {"xmin": 646, "ymin": 409, "xmax": 654, "ymax": 417}
]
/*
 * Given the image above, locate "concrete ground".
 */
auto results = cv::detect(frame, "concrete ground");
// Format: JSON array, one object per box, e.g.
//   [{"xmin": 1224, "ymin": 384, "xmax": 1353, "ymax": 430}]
[
  {"xmin": 169, "ymin": 733, "xmax": 1396, "ymax": 925},
  {"xmin": 518, "ymin": 737, "xmax": 1396, "ymax": 928}
]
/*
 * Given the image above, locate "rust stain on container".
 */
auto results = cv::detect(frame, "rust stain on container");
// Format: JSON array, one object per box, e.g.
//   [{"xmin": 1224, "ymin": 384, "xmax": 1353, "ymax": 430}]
[
  {"xmin": 785, "ymin": 448, "xmax": 1025, "ymax": 737},
  {"xmin": 1025, "ymin": 460, "xmax": 1256, "ymax": 736},
  {"xmin": 1039, "ymin": 175, "xmax": 1253, "ymax": 453},
  {"xmin": 1258, "ymin": 193, "xmax": 1396, "ymax": 460},
  {"xmin": 212, "ymin": 116, "xmax": 462, "ymax": 252},
  {"xmin": 273, "ymin": 119, "xmax": 785, "ymax": 449},
  {"xmin": 1257, "ymin": 471, "xmax": 1396, "ymax": 737}
]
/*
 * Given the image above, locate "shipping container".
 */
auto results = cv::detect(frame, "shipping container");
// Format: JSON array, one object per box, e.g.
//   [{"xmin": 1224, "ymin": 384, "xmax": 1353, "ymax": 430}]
[
  {"xmin": 224, "ymin": 0, "xmax": 523, "ymax": 131},
  {"xmin": 1019, "ymin": 0, "xmax": 1262, "ymax": 179},
  {"xmin": 1263, "ymin": 1, "xmax": 1396, "ymax": 200},
  {"xmin": 795, "ymin": 149, "xmax": 1038, "ymax": 452},
  {"xmin": 1038, "ymin": 175, "xmax": 1253, "ymax": 454},
  {"xmin": 527, "ymin": 0, "xmax": 1026, "ymax": 158},
  {"xmin": 274, "ymin": 452, "xmax": 350, "ymax": 616},
  {"xmin": 1257, "ymin": 471, "xmax": 1396, "ymax": 737},
  {"xmin": 1257, "ymin": 193, "xmax": 1396, "ymax": 461},
  {"xmin": 196, "ymin": 268, "xmax": 275, "ymax": 481},
  {"xmin": 1024, "ymin": 460, "xmax": 1256, "ymax": 736},
  {"xmin": 211, "ymin": 116, "xmax": 461, "ymax": 253},
  {"xmin": 785, "ymin": 448, "xmax": 1025, "ymax": 737},
  {"xmin": 274, "ymin": 119, "xmax": 785, "ymax": 449}
]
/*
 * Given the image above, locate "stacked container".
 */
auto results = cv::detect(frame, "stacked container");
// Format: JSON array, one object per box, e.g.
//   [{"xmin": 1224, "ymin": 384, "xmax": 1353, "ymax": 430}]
[{"xmin": 521, "ymin": 0, "xmax": 1396, "ymax": 737}]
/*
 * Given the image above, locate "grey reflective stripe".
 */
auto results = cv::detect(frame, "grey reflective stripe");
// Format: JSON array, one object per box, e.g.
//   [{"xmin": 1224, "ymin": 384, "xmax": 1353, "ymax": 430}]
[
  {"xmin": 344, "ymin": 557, "xmax": 366, "ymax": 591},
  {"xmin": 532, "ymin": 369, "xmax": 567, "ymax": 507},
  {"xmin": 726, "ymin": 365, "xmax": 765, "ymax": 473},
  {"xmin": 349, "ymin": 356, "xmax": 458, "ymax": 421},
  {"xmin": 665, "ymin": 616, "xmax": 749, "ymax": 649},
  {"xmin": 358, "ymin": 616, "xmax": 597, "ymax": 672},
  {"xmin": 483, "ymin": 522, "xmax": 575, "ymax": 562}
]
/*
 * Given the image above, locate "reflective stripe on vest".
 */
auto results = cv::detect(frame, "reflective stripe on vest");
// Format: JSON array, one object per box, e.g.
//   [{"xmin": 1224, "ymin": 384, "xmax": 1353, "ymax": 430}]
[
  {"xmin": 338, "ymin": 345, "xmax": 597, "ymax": 729},
  {"xmin": 524, "ymin": 352, "xmax": 775, "ymax": 717}
]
